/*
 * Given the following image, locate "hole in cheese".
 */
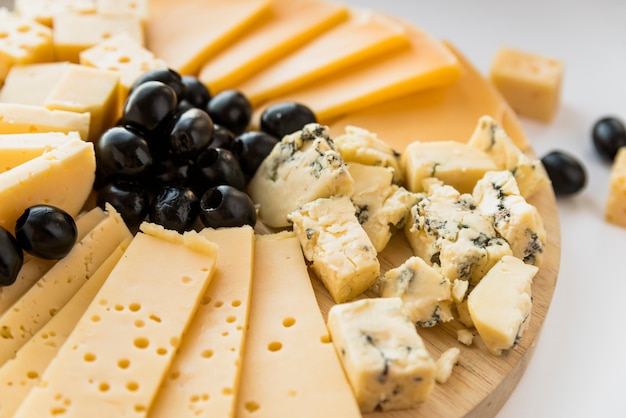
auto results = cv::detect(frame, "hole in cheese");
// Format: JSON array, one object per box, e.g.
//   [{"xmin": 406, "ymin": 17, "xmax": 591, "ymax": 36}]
[
  {"xmin": 226, "ymin": 316, "xmax": 236, "ymax": 323},
  {"xmin": 99, "ymin": 382, "xmax": 110, "ymax": 392},
  {"xmin": 0, "ymin": 32, "xmax": 8, "ymax": 38},
  {"xmin": 118, "ymin": 55, "xmax": 131, "ymax": 63},
  {"xmin": 267, "ymin": 342, "xmax": 282, "ymax": 352},
  {"xmin": 244, "ymin": 401, "xmax": 260, "ymax": 412},
  {"xmin": 231, "ymin": 300, "xmax": 241, "ymax": 307},
  {"xmin": 214, "ymin": 301, "xmax": 224, "ymax": 308},
  {"xmin": 282, "ymin": 317, "xmax": 296, "ymax": 327},
  {"xmin": 156, "ymin": 347, "xmax": 167, "ymax": 355},
  {"xmin": 117, "ymin": 359, "xmax": 130, "ymax": 369},
  {"xmin": 129, "ymin": 303, "xmax": 141, "ymax": 312},
  {"xmin": 134, "ymin": 319, "xmax": 145, "ymax": 328},
  {"xmin": 134, "ymin": 405, "xmax": 146, "ymax": 413},
  {"xmin": 126, "ymin": 381, "xmax": 139, "ymax": 391},
  {"xmin": 150, "ymin": 314, "xmax": 162, "ymax": 323},
  {"xmin": 16, "ymin": 25, "xmax": 31, "ymax": 33},
  {"xmin": 114, "ymin": 304, "xmax": 124, "ymax": 311},
  {"xmin": 181, "ymin": 276, "xmax": 193, "ymax": 284},
  {"xmin": 91, "ymin": 315, "xmax": 101, "ymax": 322},
  {"xmin": 222, "ymin": 387, "xmax": 233, "ymax": 395},
  {"xmin": 320, "ymin": 334, "xmax": 332, "ymax": 344},
  {"xmin": 83, "ymin": 353, "xmax": 96, "ymax": 362},
  {"xmin": 201, "ymin": 349, "xmax": 214, "ymax": 359},
  {"xmin": 26, "ymin": 370, "xmax": 38, "ymax": 379},
  {"xmin": 133, "ymin": 337, "xmax": 149, "ymax": 349}
]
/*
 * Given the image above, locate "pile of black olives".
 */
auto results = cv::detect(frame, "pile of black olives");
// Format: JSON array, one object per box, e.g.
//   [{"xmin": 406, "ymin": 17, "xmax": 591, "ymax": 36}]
[
  {"xmin": 1, "ymin": 205, "xmax": 77, "ymax": 286},
  {"xmin": 94, "ymin": 67, "xmax": 317, "ymax": 232}
]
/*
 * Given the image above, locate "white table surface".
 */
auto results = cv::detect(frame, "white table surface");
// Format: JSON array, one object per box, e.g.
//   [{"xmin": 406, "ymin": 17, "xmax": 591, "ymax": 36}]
[{"xmin": 2, "ymin": 0, "xmax": 625, "ymax": 417}]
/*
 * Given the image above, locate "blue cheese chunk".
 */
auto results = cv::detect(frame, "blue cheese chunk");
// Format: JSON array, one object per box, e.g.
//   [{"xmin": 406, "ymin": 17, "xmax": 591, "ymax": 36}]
[
  {"xmin": 348, "ymin": 162, "xmax": 418, "ymax": 252},
  {"xmin": 327, "ymin": 297, "xmax": 436, "ymax": 413},
  {"xmin": 473, "ymin": 170, "xmax": 546, "ymax": 265},
  {"xmin": 379, "ymin": 256, "xmax": 453, "ymax": 327},
  {"xmin": 288, "ymin": 195, "xmax": 379, "ymax": 303},
  {"xmin": 248, "ymin": 123, "xmax": 354, "ymax": 228}
]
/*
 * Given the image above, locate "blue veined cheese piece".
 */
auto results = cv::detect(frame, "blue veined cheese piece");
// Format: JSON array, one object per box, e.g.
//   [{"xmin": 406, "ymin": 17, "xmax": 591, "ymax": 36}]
[
  {"xmin": 327, "ymin": 297, "xmax": 436, "ymax": 413},
  {"xmin": 379, "ymin": 256, "xmax": 453, "ymax": 327},
  {"xmin": 248, "ymin": 123, "xmax": 353, "ymax": 228},
  {"xmin": 467, "ymin": 115, "xmax": 549, "ymax": 198},
  {"xmin": 473, "ymin": 170, "xmax": 547, "ymax": 265},
  {"xmin": 348, "ymin": 162, "xmax": 418, "ymax": 252},
  {"xmin": 404, "ymin": 180, "xmax": 512, "ymax": 286},
  {"xmin": 288, "ymin": 195, "xmax": 379, "ymax": 303}
]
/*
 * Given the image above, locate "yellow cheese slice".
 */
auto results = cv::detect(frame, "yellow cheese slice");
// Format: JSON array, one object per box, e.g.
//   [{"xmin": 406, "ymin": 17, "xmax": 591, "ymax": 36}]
[
  {"xmin": 236, "ymin": 232, "xmax": 361, "ymax": 418},
  {"xmin": 0, "ymin": 103, "xmax": 90, "ymax": 139},
  {"xmin": 149, "ymin": 226, "xmax": 254, "ymax": 418},
  {"xmin": 0, "ymin": 131, "xmax": 78, "ymax": 173},
  {"xmin": 0, "ymin": 206, "xmax": 106, "ymax": 317},
  {"xmin": 252, "ymin": 20, "xmax": 461, "ymax": 124},
  {"xmin": 0, "ymin": 204, "xmax": 132, "ymax": 367},
  {"xmin": 0, "ymin": 239, "xmax": 130, "ymax": 418},
  {"xmin": 329, "ymin": 42, "xmax": 531, "ymax": 153},
  {"xmin": 146, "ymin": 0, "xmax": 272, "ymax": 75},
  {"xmin": 12, "ymin": 223, "xmax": 217, "ymax": 418},
  {"xmin": 237, "ymin": 8, "xmax": 410, "ymax": 106},
  {"xmin": 0, "ymin": 136, "xmax": 95, "ymax": 231},
  {"xmin": 198, "ymin": 0, "xmax": 348, "ymax": 94},
  {"xmin": 0, "ymin": 62, "xmax": 70, "ymax": 105}
]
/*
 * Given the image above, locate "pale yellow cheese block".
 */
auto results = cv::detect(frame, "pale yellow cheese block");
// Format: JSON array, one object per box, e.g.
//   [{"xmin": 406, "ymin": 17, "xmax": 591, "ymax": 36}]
[
  {"xmin": 0, "ymin": 204, "xmax": 132, "ymax": 367},
  {"xmin": 14, "ymin": 0, "xmax": 96, "ymax": 27},
  {"xmin": 0, "ymin": 137, "xmax": 95, "ymax": 231},
  {"xmin": 12, "ymin": 224, "xmax": 218, "ymax": 418},
  {"xmin": 0, "ymin": 131, "xmax": 78, "ymax": 173},
  {"xmin": 0, "ymin": 239, "xmax": 130, "ymax": 418},
  {"xmin": 237, "ymin": 8, "xmax": 410, "ymax": 106},
  {"xmin": 253, "ymin": 19, "xmax": 461, "ymax": 124},
  {"xmin": 605, "ymin": 147, "xmax": 626, "ymax": 227},
  {"xmin": 0, "ymin": 62, "xmax": 70, "ymax": 105},
  {"xmin": 198, "ymin": 0, "xmax": 348, "ymax": 94},
  {"xmin": 0, "ymin": 206, "xmax": 106, "ymax": 317},
  {"xmin": 0, "ymin": 103, "xmax": 90, "ymax": 139},
  {"xmin": 146, "ymin": 0, "xmax": 272, "ymax": 75},
  {"xmin": 149, "ymin": 226, "xmax": 254, "ymax": 418},
  {"xmin": 96, "ymin": 0, "xmax": 149, "ymax": 23},
  {"xmin": 236, "ymin": 232, "xmax": 361, "ymax": 418}
]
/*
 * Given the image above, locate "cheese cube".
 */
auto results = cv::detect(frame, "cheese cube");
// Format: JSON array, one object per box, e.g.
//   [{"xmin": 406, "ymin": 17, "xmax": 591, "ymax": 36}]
[
  {"xmin": 327, "ymin": 297, "xmax": 436, "ymax": 412},
  {"xmin": 605, "ymin": 147, "xmax": 626, "ymax": 227},
  {"xmin": 0, "ymin": 14, "xmax": 54, "ymax": 85},
  {"xmin": 0, "ymin": 103, "xmax": 90, "ymax": 139},
  {"xmin": 0, "ymin": 62, "xmax": 70, "ymax": 105},
  {"xmin": 401, "ymin": 140, "xmax": 497, "ymax": 194},
  {"xmin": 0, "ymin": 131, "xmax": 77, "ymax": 173},
  {"xmin": 288, "ymin": 195, "xmax": 380, "ymax": 303},
  {"xmin": 248, "ymin": 123, "xmax": 353, "ymax": 228},
  {"xmin": 52, "ymin": 12, "xmax": 144, "ymax": 62},
  {"xmin": 379, "ymin": 256, "xmax": 453, "ymax": 327},
  {"xmin": 489, "ymin": 47, "xmax": 564, "ymax": 123},
  {"xmin": 468, "ymin": 255, "xmax": 538, "ymax": 355},
  {"xmin": 14, "ymin": 0, "xmax": 96, "ymax": 27},
  {"xmin": 95, "ymin": 0, "xmax": 148, "ymax": 22}
]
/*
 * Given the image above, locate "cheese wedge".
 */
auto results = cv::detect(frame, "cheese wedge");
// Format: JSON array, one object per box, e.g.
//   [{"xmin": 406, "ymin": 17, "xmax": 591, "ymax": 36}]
[
  {"xmin": 0, "ymin": 136, "xmax": 95, "ymax": 231},
  {"xmin": 236, "ymin": 232, "xmax": 361, "ymax": 418},
  {"xmin": 237, "ymin": 8, "xmax": 410, "ymax": 106},
  {"xmin": 12, "ymin": 223, "xmax": 217, "ymax": 418},
  {"xmin": 0, "ymin": 239, "xmax": 129, "ymax": 418},
  {"xmin": 0, "ymin": 62, "xmax": 70, "ymax": 105},
  {"xmin": 0, "ymin": 131, "xmax": 77, "ymax": 173},
  {"xmin": 149, "ymin": 226, "xmax": 254, "ymax": 418},
  {"xmin": 0, "ymin": 204, "xmax": 132, "ymax": 367},
  {"xmin": 253, "ymin": 20, "xmax": 461, "ymax": 124},
  {"xmin": 0, "ymin": 206, "xmax": 106, "ymax": 317},
  {"xmin": 146, "ymin": 0, "xmax": 272, "ymax": 75},
  {"xmin": 329, "ymin": 42, "xmax": 531, "ymax": 153},
  {"xmin": 0, "ymin": 103, "xmax": 90, "ymax": 139},
  {"xmin": 198, "ymin": 0, "xmax": 348, "ymax": 94}
]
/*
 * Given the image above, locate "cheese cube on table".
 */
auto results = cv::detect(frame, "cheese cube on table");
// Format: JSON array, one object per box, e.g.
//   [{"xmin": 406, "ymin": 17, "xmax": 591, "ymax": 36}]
[
  {"xmin": 14, "ymin": 0, "xmax": 96, "ymax": 27},
  {"xmin": 0, "ymin": 62, "xmax": 70, "ymax": 105},
  {"xmin": 605, "ymin": 147, "xmax": 626, "ymax": 227},
  {"xmin": 0, "ymin": 103, "xmax": 90, "ymax": 139},
  {"xmin": 489, "ymin": 46, "xmax": 564, "ymax": 123},
  {"xmin": 288, "ymin": 195, "xmax": 380, "ymax": 303},
  {"xmin": 327, "ymin": 297, "xmax": 437, "ymax": 413}
]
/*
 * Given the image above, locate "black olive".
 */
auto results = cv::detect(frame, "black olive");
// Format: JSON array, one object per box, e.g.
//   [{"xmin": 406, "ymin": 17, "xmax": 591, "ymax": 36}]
[
  {"xmin": 149, "ymin": 185, "xmax": 199, "ymax": 233},
  {"xmin": 199, "ymin": 185, "xmax": 257, "ymax": 228},
  {"xmin": 95, "ymin": 126, "xmax": 153, "ymax": 178},
  {"xmin": 541, "ymin": 150, "xmax": 587, "ymax": 196},
  {"xmin": 592, "ymin": 116, "xmax": 626, "ymax": 161},
  {"xmin": 208, "ymin": 124, "xmax": 236, "ymax": 150},
  {"xmin": 206, "ymin": 89, "xmax": 252, "ymax": 135},
  {"xmin": 0, "ymin": 226, "xmax": 23, "ymax": 286},
  {"xmin": 260, "ymin": 102, "xmax": 317, "ymax": 139},
  {"xmin": 97, "ymin": 181, "xmax": 150, "ymax": 229},
  {"xmin": 129, "ymin": 67, "xmax": 186, "ymax": 103},
  {"xmin": 168, "ymin": 107, "xmax": 214, "ymax": 158},
  {"xmin": 231, "ymin": 130, "xmax": 279, "ymax": 179},
  {"xmin": 182, "ymin": 75, "xmax": 211, "ymax": 109},
  {"xmin": 123, "ymin": 80, "xmax": 178, "ymax": 134},
  {"xmin": 190, "ymin": 148, "xmax": 246, "ymax": 191},
  {"xmin": 149, "ymin": 158, "xmax": 193, "ymax": 190},
  {"xmin": 15, "ymin": 205, "xmax": 77, "ymax": 260}
]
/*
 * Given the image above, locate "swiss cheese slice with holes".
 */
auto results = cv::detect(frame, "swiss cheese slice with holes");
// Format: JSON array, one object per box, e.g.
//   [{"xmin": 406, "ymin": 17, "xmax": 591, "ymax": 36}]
[{"xmin": 12, "ymin": 223, "xmax": 218, "ymax": 418}]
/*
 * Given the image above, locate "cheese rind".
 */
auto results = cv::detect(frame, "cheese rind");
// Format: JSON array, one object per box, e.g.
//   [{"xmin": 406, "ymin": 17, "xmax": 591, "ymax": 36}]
[{"xmin": 327, "ymin": 297, "xmax": 436, "ymax": 412}]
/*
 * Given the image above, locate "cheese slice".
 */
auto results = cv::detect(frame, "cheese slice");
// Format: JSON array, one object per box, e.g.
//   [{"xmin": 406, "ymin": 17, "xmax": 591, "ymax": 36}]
[
  {"xmin": 146, "ymin": 0, "xmax": 272, "ymax": 75},
  {"xmin": 149, "ymin": 226, "xmax": 254, "ymax": 418},
  {"xmin": 198, "ymin": 0, "xmax": 348, "ymax": 94},
  {"xmin": 235, "ymin": 232, "xmax": 361, "ymax": 417},
  {"xmin": 0, "ymin": 206, "xmax": 106, "ymax": 317},
  {"xmin": 0, "ymin": 62, "xmax": 70, "ymax": 105},
  {"xmin": 13, "ymin": 0, "xmax": 96, "ymax": 27},
  {"xmin": 252, "ymin": 20, "xmax": 461, "ymax": 124},
  {"xmin": 0, "ymin": 136, "xmax": 95, "ymax": 231},
  {"xmin": 12, "ymin": 223, "xmax": 217, "ymax": 418},
  {"xmin": 0, "ymin": 102, "xmax": 90, "ymax": 139},
  {"xmin": 0, "ymin": 131, "xmax": 78, "ymax": 173},
  {"xmin": 0, "ymin": 239, "xmax": 129, "ymax": 418},
  {"xmin": 237, "ymin": 8, "xmax": 410, "ymax": 106},
  {"xmin": 0, "ymin": 204, "xmax": 132, "ymax": 367},
  {"xmin": 329, "ymin": 42, "xmax": 531, "ymax": 153}
]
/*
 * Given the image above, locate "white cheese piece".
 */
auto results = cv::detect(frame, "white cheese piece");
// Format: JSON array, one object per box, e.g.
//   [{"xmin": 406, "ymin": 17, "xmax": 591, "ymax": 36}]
[
  {"xmin": 0, "ymin": 62, "xmax": 70, "ymax": 105},
  {"xmin": 95, "ymin": 0, "xmax": 148, "ymax": 22},
  {"xmin": 435, "ymin": 347, "xmax": 460, "ymax": 384},
  {"xmin": 474, "ymin": 170, "xmax": 546, "ymax": 265},
  {"xmin": 248, "ymin": 123, "xmax": 353, "ymax": 228},
  {"xmin": 451, "ymin": 278, "xmax": 469, "ymax": 303},
  {"xmin": 468, "ymin": 255, "xmax": 538, "ymax": 355},
  {"xmin": 379, "ymin": 256, "xmax": 453, "ymax": 327},
  {"xmin": 12, "ymin": 224, "xmax": 218, "ymax": 418},
  {"xmin": 149, "ymin": 226, "xmax": 254, "ymax": 418},
  {"xmin": 0, "ymin": 204, "xmax": 132, "ymax": 367},
  {"xmin": 288, "ymin": 195, "xmax": 380, "ymax": 303},
  {"xmin": 0, "ymin": 239, "xmax": 129, "ymax": 418},
  {"xmin": 0, "ymin": 131, "xmax": 77, "ymax": 173},
  {"xmin": 14, "ymin": 0, "xmax": 95, "ymax": 27},
  {"xmin": 0, "ymin": 102, "xmax": 91, "ymax": 140},
  {"xmin": 467, "ymin": 115, "xmax": 549, "ymax": 198},
  {"xmin": 236, "ymin": 232, "xmax": 361, "ymax": 418},
  {"xmin": 327, "ymin": 297, "xmax": 436, "ymax": 413},
  {"xmin": 457, "ymin": 329, "xmax": 474, "ymax": 346}
]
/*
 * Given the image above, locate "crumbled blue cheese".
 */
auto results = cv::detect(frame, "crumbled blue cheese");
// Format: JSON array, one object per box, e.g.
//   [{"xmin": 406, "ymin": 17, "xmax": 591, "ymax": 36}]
[{"xmin": 435, "ymin": 347, "xmax": 460, "ymax": 384}]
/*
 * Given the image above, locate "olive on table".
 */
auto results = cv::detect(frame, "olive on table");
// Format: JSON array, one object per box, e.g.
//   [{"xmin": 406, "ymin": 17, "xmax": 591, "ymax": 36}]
[
  {"xmin": 591, "ymin": 116, "xmax": 626, "ymax": 161},
  {"xmin": 15, "ymin": 205, "xmax": 77, "ymax": 260},
  {"xmin": 260, "ymin": 101, "xmax": 317, "ymax": 139},
  {"xmin": 541, "ymin": 150, "xmax": 587, "ymax": 195},
  {"xmin": 0, "ymin": 226, "xmax": 23, "ymax": 286},
  {"xmin": 206, "ymin": 89, "xmax": 252, "ymax": 135},
  {"xmin": 149, "ymin": 185, "xmax": 199, "ymax": 233},
  {"xmin": 199, "ymin": 185, "xmax": 257, "ymax": 228},
  {"xmin": 231, "ymin": 130, "xmax": 279, "ymax": 179}
]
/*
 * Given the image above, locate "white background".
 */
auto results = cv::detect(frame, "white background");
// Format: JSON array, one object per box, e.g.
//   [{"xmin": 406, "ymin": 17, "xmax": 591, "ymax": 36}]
[{"xmin": 2, "ymin": 0, "xmax": 626, "ymax": 416}]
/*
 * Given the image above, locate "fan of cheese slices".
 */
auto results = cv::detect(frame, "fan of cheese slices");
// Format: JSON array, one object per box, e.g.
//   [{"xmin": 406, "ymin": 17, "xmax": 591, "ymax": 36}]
[{"xmin": 0, "ymin": 0, "xmax": 561, "ymax": 417}]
